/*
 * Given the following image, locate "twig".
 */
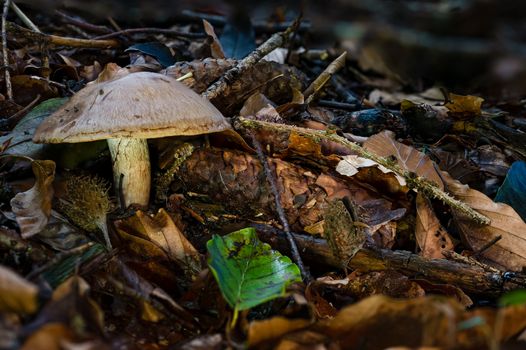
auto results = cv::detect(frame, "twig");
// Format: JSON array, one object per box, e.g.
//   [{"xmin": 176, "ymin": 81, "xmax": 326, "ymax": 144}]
[
  {"xmin": 92, "ymin": 27, "xmax": 205, "ymax": 40},
  {"xmin": 55, "ymin": 10, "xmax": 111, "ymax": 34},
  {"xmin": 10, "ymin": 1, "xmax": 39, "ymax": 32},
  {"xmin": 201, "ymin": 19, "xmax": 299, "ymax": 101},
  {"xmin": 251, "ymin": 133, "xmax": 311, "ymax": 282},
  {"xmin": 2, "ymin": 0, "xmax": 12, "ymax": 100},
  {"xmin": 474, "ymin": 235, "xmax": 502, "ymax": 257},
  {"xmin": 7, "ymin": 21, "xmax": 119, "ymax": 48},
  {"xmin": 236, "ymin": 118, "xmax": 491, "ymax": 225},
  {"xmin": 2, "ymin": 93, "xmax": 39, "ymax": 129},
  {"xmin": 255, "ymin": 225, "xmax": 526, "ymax": 295},
  {"xmin": 303, "ymin": 52, "xmax": 347, "ymax": 104}
]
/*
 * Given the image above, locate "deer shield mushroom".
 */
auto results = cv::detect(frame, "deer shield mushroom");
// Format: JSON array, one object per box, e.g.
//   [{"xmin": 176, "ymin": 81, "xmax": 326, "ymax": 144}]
[{"xmin": 33, "ymin": 72, "xmax": 231, "ymax": 208}]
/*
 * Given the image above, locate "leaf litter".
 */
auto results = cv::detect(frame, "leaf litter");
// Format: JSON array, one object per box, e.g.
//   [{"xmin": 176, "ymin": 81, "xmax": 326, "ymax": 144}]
[{"xmin": 0, "ymin": 2, "xmax": 526, "ymax": 349}]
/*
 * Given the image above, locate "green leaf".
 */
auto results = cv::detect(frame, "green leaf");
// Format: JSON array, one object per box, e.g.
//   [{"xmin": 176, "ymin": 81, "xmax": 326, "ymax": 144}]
[
  {"xmin": 0, "ymin": 97, "xmax": 68, "ymax": 158},
  {"xmin": 499, "ymin": 289, "xmax": 526, "ymax": 307},
  {"xmin": 207, "ymin": 227, "xmax": 301, "ymax": 320}
]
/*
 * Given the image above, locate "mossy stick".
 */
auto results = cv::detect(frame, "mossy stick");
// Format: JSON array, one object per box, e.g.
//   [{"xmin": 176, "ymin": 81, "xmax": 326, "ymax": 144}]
[{"xmin": 236, "ymin": 117, "xmax": 491, "ymax": 225}]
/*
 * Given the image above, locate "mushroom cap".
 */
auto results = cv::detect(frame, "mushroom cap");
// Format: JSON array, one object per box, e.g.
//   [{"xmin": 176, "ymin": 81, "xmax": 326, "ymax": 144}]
[{"xmin": 33, "ymin": 72, "xmax": 231, "ymax": 143}]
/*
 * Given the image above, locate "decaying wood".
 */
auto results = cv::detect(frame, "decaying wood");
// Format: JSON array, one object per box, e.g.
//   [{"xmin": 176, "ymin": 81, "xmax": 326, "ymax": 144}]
[{"xmin": 254, "ymin": 225, "xmax": 526, "ymax": 296}]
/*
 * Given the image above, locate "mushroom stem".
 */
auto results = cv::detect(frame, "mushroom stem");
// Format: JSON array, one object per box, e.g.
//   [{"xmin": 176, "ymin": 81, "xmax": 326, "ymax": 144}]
[{"xmin": 107, "ymin": 138, "xmax": 150, "ymax": 208}]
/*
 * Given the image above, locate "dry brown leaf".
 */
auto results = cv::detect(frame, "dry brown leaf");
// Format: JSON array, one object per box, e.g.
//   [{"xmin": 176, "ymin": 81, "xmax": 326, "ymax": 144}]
[
  {"xmin": 117, "ymin": 209, "xmax": 201, "ymax": 277},
  {"xmin": 457, "ymin": 304, "xmax": 526, "ymax": 348},
  {"xmin": 315, "ymin": 295, "xmax": 461, "ymax": 349},
  {"xmin": 363, "ymin": 130, "xmax": 444, "ymax": 189},
  {"xmin": 415, "ymin": 193, "xmax": 454, "ymax": 259},
  {"xmin": 239, "ymin": 93, "xmax": 283, "ymax": 123},
  {"xmin": 442, "ymin": 171, "xmax": 526, "ymax": 271},
  {"xmin": 10, "ymin": 160, "xmax": 55, "ymax": 238},
  {"xmin": 368, "ymin": 87, "xmax": 445, "ymax": 106},
  {"xmin": 259, "ymin": 295, "xmax": 463, "ymax": 350},
  {"xmin": 202, "ymin": 19, "xmax": 225, "ymax": 59},
  {"xmin": 248, "ymin": 316, "xmax": 311, "ymax": 348},
  {"xmin": 20, "ymin": 323, "xmax": 75, "ymax": 350},
  {"xmin": 0, "ymin": 265, "xmax": 39, "ymax": 314},
  {"xmin": 305, "ymin": 280, "xmax": 339, "ymax": 319},
  {"xmin": 445, "ymin": 93, "xmax": 484, "ymax": 116}
]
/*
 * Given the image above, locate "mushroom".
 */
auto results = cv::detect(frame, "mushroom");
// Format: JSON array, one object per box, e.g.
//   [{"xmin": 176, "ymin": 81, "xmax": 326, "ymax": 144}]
[{"xmin": 33, "ymin": 71, "xmax": 231, "ymax": 207}]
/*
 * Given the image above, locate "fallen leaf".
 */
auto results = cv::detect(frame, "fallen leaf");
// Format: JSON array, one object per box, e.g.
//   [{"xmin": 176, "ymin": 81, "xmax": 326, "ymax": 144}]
[
  {"xmin": 0, "ymin": 97, "xmax": 67, "ymax": 159},
  {"xmin": 368, "ymin": 87, "xmax": 445, "ymax": 106},
  {"xmin": 364, "ymin": 130, "xmax": 444, "ymax": 189},
  {"xmin": 239, "ymin": 93, "xmax": 283, "ymax": 123},
  {"xmin": 116, "ymin": 209, "xmax": 201, "ymax": 278},
  {"xmin": 207, "ymin": 228, "xmax": 301, "ymax": 321},
  {"xmin": 10, "ymin": 160, "xmax": 55, "ymax": 238},
  {"xmin": 495, "ymin": 160, "xmax": 526, "ymax": 222},
  {"xmin": 445, "ymin": 93, "xmax": 484, "ymax": 116},
  {"xmin": 20, "ymin": 323, "xmax": 75, "ymax": 350},
  {"xmin": 261, "ymin": 48, "xmax": 288, "ymax": 64},
  {"xmin": 0, "ymin": 265, "xmax": 39, "ymax": 314},
  {"xmin": 248, "ymin": 316, "xmax": 310, "ymax": 347},
  {"xmin": 305, "ymin": 281, "xmax": 338, "ymax": 319},
  {"xmin": 11, "ymin": 75, "xmax": 58, "ymax": 105},
  {"xmin": 336, "ymin": 154, "xmax": 406, "ymax": 186},
  {"xmin": 263, "ymin": 295, "xmax": 463, "ymax": 350},
  {"xmin": 203, "ymin": 20, "xmax": 226, "ymax": 59},
  {"xmin": 219, "ymin": 14, "xmax": 255, "ymax": 59},
  {"xmin": 415, "ymin": 193, "xmax": 454, "ymax": 259},
  {"xmin": 442, "ymin": 171, "xmax": 526, "ymax": 271}
]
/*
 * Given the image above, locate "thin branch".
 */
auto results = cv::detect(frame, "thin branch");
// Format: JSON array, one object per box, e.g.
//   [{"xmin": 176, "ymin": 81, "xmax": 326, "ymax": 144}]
[
  {"xmin": 201, "ymin": 18, "xmax": 299, "ymax": 101},
  {"xmin": 2, "ymin": 0, "xmax": 12, "ymax": 100},
  {"xmin": 303, "ymin": 52, "xmax": 347, "ymax": 104},
  {"xmin": 55, "ymin": 10, "xmax": 112, "ymax": 34},
  {"xmin": 92, "ymin": 27, "xmax": 205, "ymax": 40},
  {"xmin": 2, "ymin": 93, "xmax": 39, "ymax": 129},
  {"xmin": 10, "ymin": 1, "xmax": 39, "ymax": 32},
  {"xmin": 236, "ymin": 117, "xmax": 491, "ymax": 225},
  {"xmin": 251, "ymin": 133, "xmax": 311, "ymax": 282},
  {"xmin": 7, "ymin": 21, "xmax": 119, "ymax": 48}
]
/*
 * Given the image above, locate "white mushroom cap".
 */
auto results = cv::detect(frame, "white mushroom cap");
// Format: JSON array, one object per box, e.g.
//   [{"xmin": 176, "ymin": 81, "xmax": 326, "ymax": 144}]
[{"xmin": 33, "ymin": 71, "xmax": 231, "ymax": 143}]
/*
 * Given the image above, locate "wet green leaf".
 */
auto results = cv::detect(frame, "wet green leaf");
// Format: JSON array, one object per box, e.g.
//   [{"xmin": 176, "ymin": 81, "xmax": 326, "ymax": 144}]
[
  {"xmin": 207, "ymin": 227, "xmax": 301, "ymax": 322},
  {"xmin": 499, "ymin": 289, "xmax": 526, "ymax": 307}
]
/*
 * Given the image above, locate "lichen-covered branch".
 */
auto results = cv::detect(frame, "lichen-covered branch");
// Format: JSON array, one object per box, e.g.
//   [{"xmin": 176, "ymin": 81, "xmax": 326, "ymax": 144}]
[{"xmin": 236, "ymin": 117, "xmax": 491, "ymax": 225}]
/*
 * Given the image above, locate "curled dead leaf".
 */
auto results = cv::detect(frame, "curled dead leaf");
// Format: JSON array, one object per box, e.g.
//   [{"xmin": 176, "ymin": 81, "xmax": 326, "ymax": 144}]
[
  {"xmin": 415, "ymin": 193, "xmax": 454, "ymax": 259},
  {"xmin": 10, "ymin": 160, "xmax": 55, "ymax": 238},
  {"xmin": 115, "ymin": 209, "xmax": 201, "ymax": 278}
]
